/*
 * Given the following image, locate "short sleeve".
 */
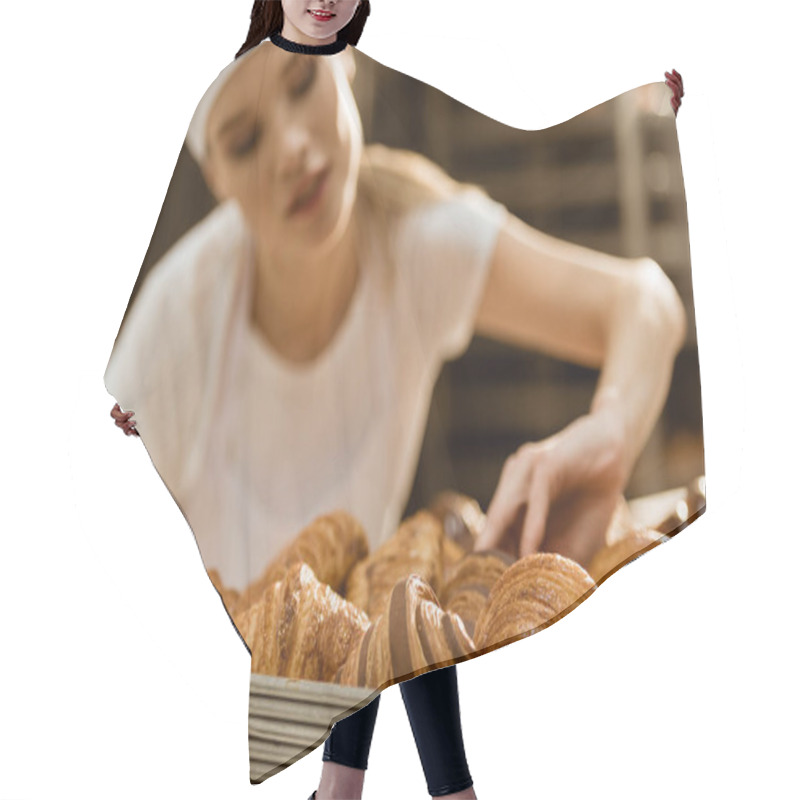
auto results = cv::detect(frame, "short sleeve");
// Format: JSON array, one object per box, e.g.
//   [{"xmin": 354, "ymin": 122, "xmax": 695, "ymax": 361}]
[{"xmin": 394, "ymin": 186, "xmax": 508, "ymax": 362}]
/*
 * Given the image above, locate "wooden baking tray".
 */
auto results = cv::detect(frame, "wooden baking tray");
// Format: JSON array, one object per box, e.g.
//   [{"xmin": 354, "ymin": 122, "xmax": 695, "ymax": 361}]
[{"xmin": 249, "ymin": 673, "xmax": 375, "ymax": 782}]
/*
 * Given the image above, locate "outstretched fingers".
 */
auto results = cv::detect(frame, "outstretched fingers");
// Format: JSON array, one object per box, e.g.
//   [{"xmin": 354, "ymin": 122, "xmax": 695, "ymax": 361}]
[
  {"xmin": 475, "ymin": 444, "xmax": 555, "ymax": 558},
  {"xmin": 519, "ymin": 471, "xmax": 550, "ymax": 557}
]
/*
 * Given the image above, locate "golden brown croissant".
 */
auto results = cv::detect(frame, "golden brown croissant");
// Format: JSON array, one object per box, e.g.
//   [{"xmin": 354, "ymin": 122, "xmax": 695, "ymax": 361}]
[
  {"xmin": 442, "ymin": 537, "xmax": 470, "ymax": 585},
  {"xmin": 440, "ymin": 549, "xmax": 516, "ymax": 638},
  {"xmin": 336, "ymin": 574, "xmax": 476, "ymax": 688},
  {"xmin": 235, "ymin": 562, "xmax": 370, "ymax": 681},
  {"xmin": 235, "ymin": 510, "xmax": 369, "ymax": 615},
  {"xmin": 207, "ymin": 568, "xmax": 240, "ymax": 615},
  {"xmin": 588, "ymin": 527, "xmax": 664, "ymax": 583},
  {"xmin": 473, "ymin": 553, "xmax": 596, "ymax": 650},
  {"xmin": 429, "ymin": 491, "xmax": 485, "ymax": 552},
  {"xmin": 345, "ymin": 511, "xmax": 444, "ymax": 620}
]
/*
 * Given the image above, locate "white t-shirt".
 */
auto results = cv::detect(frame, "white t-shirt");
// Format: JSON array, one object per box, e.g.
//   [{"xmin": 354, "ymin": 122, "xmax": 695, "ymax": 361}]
[{"xmin": 105, "ymin": 187, "xmax": 507, "ymax": 591}]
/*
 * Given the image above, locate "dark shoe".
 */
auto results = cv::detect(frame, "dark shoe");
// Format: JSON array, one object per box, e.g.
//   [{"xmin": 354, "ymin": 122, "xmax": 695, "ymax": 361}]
[{"xmin": 307, "ymin": 792, "xmax": 317, "ymax": 800}]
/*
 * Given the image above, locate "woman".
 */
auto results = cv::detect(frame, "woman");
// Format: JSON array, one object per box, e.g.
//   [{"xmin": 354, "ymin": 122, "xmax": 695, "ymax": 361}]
[{"xmin": 107, "ymin": 3, "xmax": 687, "ymax": 797}]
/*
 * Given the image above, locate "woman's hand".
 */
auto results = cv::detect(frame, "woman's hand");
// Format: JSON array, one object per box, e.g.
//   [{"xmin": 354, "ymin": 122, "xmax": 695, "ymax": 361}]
[
  {"xmin": 473, "ymin": 409, "xmax": 628, "ymax": 570},
  {"xmin": 110, "ymin": 403, "xmax": 139, "ymax": 437},
  {"xmin": 665, "ymin": 69, "xmax": 684, "ymax": 115}
]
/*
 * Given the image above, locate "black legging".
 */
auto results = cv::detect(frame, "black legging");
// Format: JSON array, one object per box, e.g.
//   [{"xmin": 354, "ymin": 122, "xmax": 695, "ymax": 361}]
[{"xmin": 322, "ymin": 664, "xmax": 473, "ymax": 797}]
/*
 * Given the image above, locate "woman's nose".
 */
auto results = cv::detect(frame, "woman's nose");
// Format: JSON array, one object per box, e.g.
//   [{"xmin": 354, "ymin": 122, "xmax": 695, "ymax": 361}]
[{"xmin": 277, "ymin": 121, "xmax": 313, "ymax": 179}]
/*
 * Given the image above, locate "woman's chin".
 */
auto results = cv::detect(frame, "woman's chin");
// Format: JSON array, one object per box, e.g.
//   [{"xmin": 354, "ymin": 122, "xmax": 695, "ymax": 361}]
[
  {"xmin": 291, "ymin": 209, "xmax": 346, "ymax": 253},
  {"xmin": 296, "ymin": 21, "xmax": 340, "ymax": 43}
]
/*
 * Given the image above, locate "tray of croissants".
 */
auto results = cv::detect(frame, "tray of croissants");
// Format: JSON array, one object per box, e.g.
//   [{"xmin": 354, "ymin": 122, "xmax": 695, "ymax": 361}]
[{"xmin": 209, "ymin": 477, "xmax": 704, "ymax": 778}]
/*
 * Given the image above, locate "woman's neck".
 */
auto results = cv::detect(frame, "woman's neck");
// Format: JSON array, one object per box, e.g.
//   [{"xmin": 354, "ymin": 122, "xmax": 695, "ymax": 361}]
[{"xmin": 249, "ymin": 212, "xmax": 361, "ymax": 364}]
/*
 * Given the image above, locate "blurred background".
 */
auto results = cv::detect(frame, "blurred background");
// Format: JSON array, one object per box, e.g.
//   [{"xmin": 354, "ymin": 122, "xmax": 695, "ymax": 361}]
[
  {"xmin": 118, "ymin": 47, "xmax": 704, "ymax": 515},
  {"xmin": 345, "ymin": 55, "xmax": 705, "ymax": 509}
]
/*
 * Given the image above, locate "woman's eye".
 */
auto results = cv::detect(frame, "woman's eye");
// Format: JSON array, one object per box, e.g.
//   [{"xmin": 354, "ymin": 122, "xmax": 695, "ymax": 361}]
[
  {"xmin": 289, "ymin": 61, "xmax": 317, "ymax": 99},
  {"xmin": 229, "ymin": 125, "xmax": 261, "ymax": 158}
]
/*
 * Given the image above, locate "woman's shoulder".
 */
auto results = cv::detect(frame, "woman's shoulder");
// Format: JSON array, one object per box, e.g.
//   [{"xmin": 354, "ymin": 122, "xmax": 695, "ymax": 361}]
[
  {"xmin": 139, "ymin": 200, "xmax": 247, "ymax": 307},
  {"xmin": 105, "ymin": 201, "xmax": 246, "ymax": 404}
]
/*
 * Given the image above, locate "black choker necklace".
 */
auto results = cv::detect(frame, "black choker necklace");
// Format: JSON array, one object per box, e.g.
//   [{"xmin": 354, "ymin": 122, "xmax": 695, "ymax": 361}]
[{"xmin": 270, "ymin": 31, "xmax": 348, "ymax": 55}]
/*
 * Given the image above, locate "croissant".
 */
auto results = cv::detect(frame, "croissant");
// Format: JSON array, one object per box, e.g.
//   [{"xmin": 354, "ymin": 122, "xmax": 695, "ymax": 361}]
[
  {"xmin": 235, "ymin": 562, "xmax": 370, "ymax": 681},
  {"xmin": 440, "ymin": 549, "xmax": 516, "ymax": 638},
  {"xmin": 235, "ymin": 510, "xmax": 369, "ymax": 615},
  {"xmin": 429, "ymin": 491, "xmax": 485, "ymax": 552},
  {"xmin": 336, "ymin": 573, "xmax": 476, "ymax": 688},
  {"xmin": 442, "ymin": 537, "xmax": 470, "ymax": 585},
  {"xmin": 473, "ymin": 553, "xmax": 596, "ymax": 650},
  {"xmin": 345, "ymin": 510, "xmax": 444, "ymax": 620},
  {"xmin": 207, "ymin": 568, "xmax": 240, "ymax": 615},
  {"xmin": 588, "ymin": 527, "xmax": 665, "ymax": 583}
]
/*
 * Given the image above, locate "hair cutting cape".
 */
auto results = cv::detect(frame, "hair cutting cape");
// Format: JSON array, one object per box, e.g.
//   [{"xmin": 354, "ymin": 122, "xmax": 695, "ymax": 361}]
[{"xmin": 104, "ymin": 35, "xmax": 705, "ymax": 784}]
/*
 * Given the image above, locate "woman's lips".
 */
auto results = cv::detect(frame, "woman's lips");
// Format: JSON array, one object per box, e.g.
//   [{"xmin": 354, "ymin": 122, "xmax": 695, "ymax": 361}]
[
  {"xmin": 288, "ymin": 167, "xmax": 330, "ymax": 216},
  {"xmin": 308, "ymin": 9, "xmax": 335, "ymax": 22}
]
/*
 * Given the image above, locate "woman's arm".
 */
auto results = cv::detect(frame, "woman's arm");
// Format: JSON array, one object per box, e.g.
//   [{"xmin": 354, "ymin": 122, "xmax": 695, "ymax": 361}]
[
  {"xmin": 475, "ymin": 212, "xmax": 687, "ymax": 481},
  {"xmin": 472, "ymin": 213, "xmax": 687, "ymax": 562}
]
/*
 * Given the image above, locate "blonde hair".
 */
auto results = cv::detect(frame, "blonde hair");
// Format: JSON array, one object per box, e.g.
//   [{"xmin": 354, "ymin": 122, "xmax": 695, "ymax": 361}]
[
  {"xmin": 355, "ymin": 143, "xmax": 488, "ymax": 294},
  {"xmin": 358, "ymin": 142, "xmax": 484, "ymax": 212}
]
